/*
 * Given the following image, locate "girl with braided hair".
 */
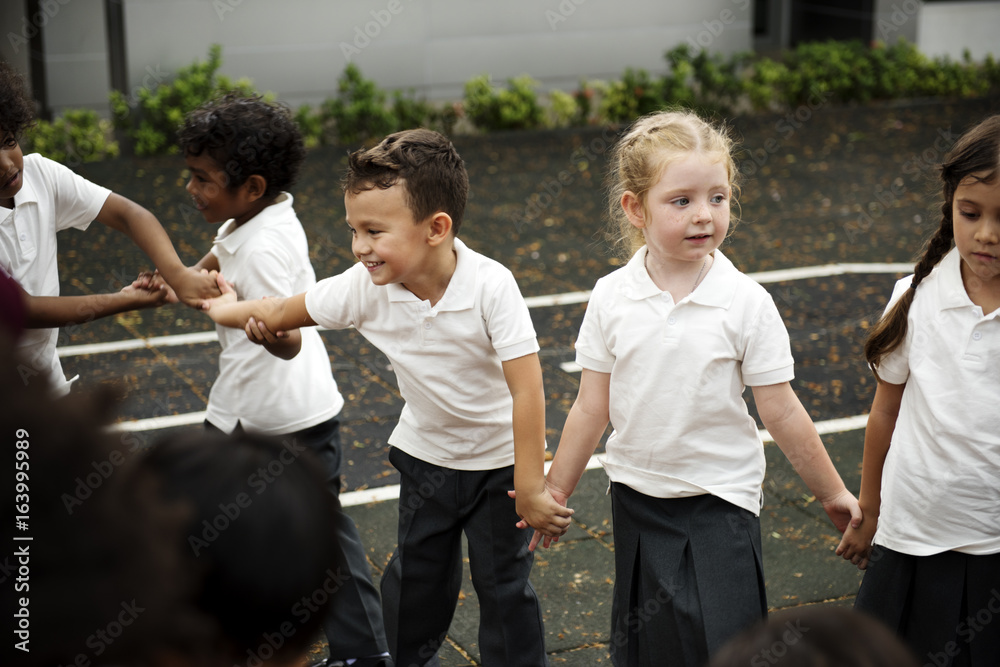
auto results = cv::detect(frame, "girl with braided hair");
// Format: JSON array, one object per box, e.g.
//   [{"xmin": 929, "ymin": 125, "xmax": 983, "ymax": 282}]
[{"xmin": 837, "ymin": 115, "xmax": 1000, "ymax": 666}]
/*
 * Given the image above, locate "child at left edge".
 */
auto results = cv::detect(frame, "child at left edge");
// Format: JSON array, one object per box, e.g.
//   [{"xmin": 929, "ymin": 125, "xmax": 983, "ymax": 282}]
[{"xmin": 202, "ymin": 128, "xmax": 573, "ymax": 666}]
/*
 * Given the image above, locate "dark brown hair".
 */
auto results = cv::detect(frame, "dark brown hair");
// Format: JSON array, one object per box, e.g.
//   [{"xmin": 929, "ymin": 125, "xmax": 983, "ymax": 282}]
[
  {"xmin": 178, "ymin": 93, "xmax": 306, "ymax": 200},
  {"xmin": 865, "ymin": 115, "xmax": 1000, "ymax": 377},
  {"xmin": 343, "ymin": 128, "xmax": 469, "ymax": 234},
  {"xmin": 0, "ymin": 61, "xmax": 35, "ymax": 138}
]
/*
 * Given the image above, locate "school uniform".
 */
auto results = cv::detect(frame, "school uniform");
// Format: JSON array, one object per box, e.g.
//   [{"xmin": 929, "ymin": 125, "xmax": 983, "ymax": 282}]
[
  {"xmin": 0, "ymin": 154, "xmax": 110, "ymax": 395},
  {"xmin": 305, "ymin": 237, "xmax": 547, "ymax": 667},
  {"xmin": 575, "ymin": 246, "xmax": 795, "ymax": 666},
  {"xmin": 206, "ymin": 193, "xmax": 386, "ymax": 660},
  {"xmin": 855, "ymin": 248, "xmax": 1000, "ymax": 667}
]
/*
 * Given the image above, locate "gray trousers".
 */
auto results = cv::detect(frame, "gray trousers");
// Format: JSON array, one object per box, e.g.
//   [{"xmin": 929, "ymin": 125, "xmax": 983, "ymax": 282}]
[{"xmin": 380, "ymin": 447, "xmax": 548, "ymax": 667}]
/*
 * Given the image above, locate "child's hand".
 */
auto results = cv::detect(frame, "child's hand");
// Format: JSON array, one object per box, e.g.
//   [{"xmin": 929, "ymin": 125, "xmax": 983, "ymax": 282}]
[
  {"xmin": 508, "ymin": 483, "xmax": 573, "ymax": 550},
  {"xmin": 133, "ymin": 270, "xmax": 177, "ymax": 303},
  {"xmin": 171, "ymin": 266, "xmax": 223, "ymax": 309},
  {"xmin": 245, "ymin": 315, "xmax": 289, "ymax": 346},
  {"xmin": 836, "ymin": 515, "xmax": 877, "ymax": 570},
  {"xmin": 200, "ymin": 272, "xmax": 237, "ymax": 318},
  {"xmin": 119, "ymin": 281, "xmax": 171, "ymax": 309},
  {"xmin": 819, "ymin": 488, "xmax": 862, "ymax": 534}
]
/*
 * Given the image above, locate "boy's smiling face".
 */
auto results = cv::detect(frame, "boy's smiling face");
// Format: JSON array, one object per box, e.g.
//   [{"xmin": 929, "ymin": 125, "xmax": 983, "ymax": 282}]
[
  {"xmin": 184, "ymin": 152, "xmax": 265, "ymax": 226},
  {"xmin": 0, "ymin": 131, "xmax": 24, "ymax": 209},
  {"xmin": 346, "ymin": 182, "xmax": 431, "ymax": 288}
]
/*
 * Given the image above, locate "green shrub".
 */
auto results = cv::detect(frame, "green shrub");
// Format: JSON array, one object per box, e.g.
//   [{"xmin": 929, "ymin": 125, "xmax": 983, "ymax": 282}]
[
  {"xmin": 547, "ymin": 89, "xmax": 577, "ymax": 128},
  {"xmin": 321, "ymin": 64, "xmax": 395, "ymax": 146},
  {"xmin": 463, "ymin": 74, "xmax": 544, "ymax": 131},
  {"xmin": 599, "ymin": 68, "xmax": 665, "ymax": 124},
  {"xmin": 23, "ymin": 109, "xmax": 119, "ymax": 164},
  {"xmin": 110, "ymin": 44, "xmax": 261, "ymax": 156}
]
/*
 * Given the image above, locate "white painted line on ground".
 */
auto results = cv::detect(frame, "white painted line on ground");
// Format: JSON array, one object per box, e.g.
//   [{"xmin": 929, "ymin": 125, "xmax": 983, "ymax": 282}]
[
  {"xmin": 55, "ymin": 263, "xmax": 912, "ymax": 358},
  {"xmin": 559, "ymin": 361, "xmax": 583, "ymax": 373},
  {"xmin": 111, "ymin": 411, "xmax": 208, "ymax": 432},
  {"xmin": 345, "ymin": 413, "xmax": 871, "ymax": 507}
]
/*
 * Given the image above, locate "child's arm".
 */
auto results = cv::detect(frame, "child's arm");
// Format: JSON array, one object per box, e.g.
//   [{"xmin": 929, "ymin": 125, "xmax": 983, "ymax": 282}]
[
  {"xmin": 95, "ymin": 193, "xmax": 219, "ymax": 307},
  {"xmin": 502, "ymin": 353, "xmax": 575, "ymax": 538},
  {"xmin": 203, "ymin": 273, "xmax": 317, "ymax": 332},
  {"xmin": 17, "ymin": 277, "xmax": 170, "ymax": 328},
  {"xmin": 521, "ymin": 368, "xmax": 611, "ymax": 550},
  {"xmin": 752, "ymin": 382, "xmax": 862, "ymax": 533},
  {"xmin": 835, "ymin": 380, "xmax": 904, "ymax": 569}
]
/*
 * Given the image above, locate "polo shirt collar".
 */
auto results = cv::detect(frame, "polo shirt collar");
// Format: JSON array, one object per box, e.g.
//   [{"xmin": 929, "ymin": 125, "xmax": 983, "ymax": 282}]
[
  {"xmin": 623, "ymin": 245, "xmax": 738, "ymax": 308},
  {"xmin": 935, "ymin": 247, "xmax": 996, "ymax": 317},
  {"xmin": 12, "ymin": 170, "xmax": 38, "ymax": 208},
  {"xmin": 387, "ymin": 237, "xmax": 475, "ymax": 312},
  {"xmin": 212, "ymin": 192, "xmax": 293, "ymax": 253}
]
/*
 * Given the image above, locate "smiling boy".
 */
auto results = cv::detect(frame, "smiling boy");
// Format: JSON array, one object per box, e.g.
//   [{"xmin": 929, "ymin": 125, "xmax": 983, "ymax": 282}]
[{"xmin": 204, "ymin": 128, "xmax": 572, "ymax": 666}]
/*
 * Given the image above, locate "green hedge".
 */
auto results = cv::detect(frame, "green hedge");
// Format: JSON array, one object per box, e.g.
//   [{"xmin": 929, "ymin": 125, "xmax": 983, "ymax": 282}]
[{"xmin": 23, "ymin": 39, "xmax": 1000, "ymax": 162}]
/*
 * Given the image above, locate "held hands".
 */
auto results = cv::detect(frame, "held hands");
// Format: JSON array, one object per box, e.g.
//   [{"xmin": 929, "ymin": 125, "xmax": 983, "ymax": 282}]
[
  {"xmin": 508, "ymin": 481, "xmax": 573, "ymax": 551},
  {"xmin": 200, "ymin": 271, "xmax": 237, "ymax": 320},
  {"xmin": 836, "ymin": 513, "xmax": 878, "ymax": 570},
  {"xmin": 120, "ymin": 277, "xmax": 173, "ymax": 309},
  {"xmin": 818, "ymin": 488, "xmax": 863, "ymax": 534},
  {"xmin": 170, "ymin": 266, "xmax": 223, "ymax": 309},
  {"xmin": 245, "ymin": 299, "xmax": 290, "ymax": 346}
]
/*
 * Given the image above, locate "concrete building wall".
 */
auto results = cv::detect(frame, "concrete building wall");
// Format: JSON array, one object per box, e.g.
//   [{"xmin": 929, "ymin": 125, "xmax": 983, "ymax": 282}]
[{"xmin": 916, "ymin": 1, "xmax": 1000, "ymax": 61}]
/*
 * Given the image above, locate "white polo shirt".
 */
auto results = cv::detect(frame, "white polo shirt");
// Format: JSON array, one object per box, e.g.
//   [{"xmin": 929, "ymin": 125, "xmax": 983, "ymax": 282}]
[
  {"xmin": 304, "ymin": 237, "xmax": 539, "ymax": 470},
  {"xmin": 575, "ymin": 247, "xmax": 794, "ymax": 515},
  {"xmin": 874, "ymin": 248, "xmax": 1000, "ymax": 556},
  {"xmin": 0, "ymin": 154, "xmax": 111, "ymax": 395},
  {"xmin": 206, "ymin": 193, "xmax": 342, "ymax": 435}
]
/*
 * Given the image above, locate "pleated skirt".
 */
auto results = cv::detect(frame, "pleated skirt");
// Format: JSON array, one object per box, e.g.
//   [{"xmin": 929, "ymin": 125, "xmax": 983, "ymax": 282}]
[
  {"xmin": 855, "ymin": 546, "xmax": 1000, "ymax": 667},
  {"xmin": 609, "ymin": 483, "xmax": 767, "ymax": 667}
]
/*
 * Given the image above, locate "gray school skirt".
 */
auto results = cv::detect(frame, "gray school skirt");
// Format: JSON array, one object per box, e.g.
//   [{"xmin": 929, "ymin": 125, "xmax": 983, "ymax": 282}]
[{"xmin": 609, "ymin": 483, "xmax": 767, "ymax": 667}]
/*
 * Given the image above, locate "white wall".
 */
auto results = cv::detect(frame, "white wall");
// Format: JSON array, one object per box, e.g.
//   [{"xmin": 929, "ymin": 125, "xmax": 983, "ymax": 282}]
[
  {"xmin": 37, "ymin": 0, "xmax": 753, "ymax": 115},
  {"xmin": 917, "ymin": 1, "xmax": 1000, "ymax": 61}
]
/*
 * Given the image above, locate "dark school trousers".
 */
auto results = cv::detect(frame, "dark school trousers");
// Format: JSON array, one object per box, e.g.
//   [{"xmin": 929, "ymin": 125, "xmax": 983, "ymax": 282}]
[
  {"xmin": 206, "ymin": 417, "xmax": 389, "ymax": 659},
  {"xmin": 380, "ymin": 447, "xmax": 548, "ymax": 667}
]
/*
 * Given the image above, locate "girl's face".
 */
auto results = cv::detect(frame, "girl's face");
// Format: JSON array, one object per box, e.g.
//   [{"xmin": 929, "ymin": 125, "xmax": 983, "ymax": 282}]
[
  {"xmin": 622, "ymin": 152, "xmax": 731, "ymax": 268},
  {"xmin": 952, "ymin": 172, "xmax": 1000, "ymax": 293}
]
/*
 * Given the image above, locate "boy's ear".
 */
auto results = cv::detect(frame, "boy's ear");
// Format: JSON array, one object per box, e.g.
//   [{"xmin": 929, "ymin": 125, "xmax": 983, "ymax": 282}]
[
  {"xmin": 243, "ymin": 174, "xmax": 267, "ymax": 202},
  {"xmin": 425, "ymin": 212, "xmax": 453, "ymax": 247},
  {"xmin": 621, "ymin": 191, "xmax": 645, "ymax": 229}
]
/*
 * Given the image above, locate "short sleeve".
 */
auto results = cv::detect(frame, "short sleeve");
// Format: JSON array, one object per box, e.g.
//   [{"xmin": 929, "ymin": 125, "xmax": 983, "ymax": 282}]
[
  {"xmin": 741, "ymin": 293, "xmax": 795, "ymax": 386},
  {"xmin": 483, "ymin": 269, "xmax": 539, "ymax": 362},
  {"xmin": 574, "ymin": 284, "xmax": 615, "ymax": 374},
  {"xmin": 872, "ymin": 276, "xmax": 913, "ymax": 384},
  {"xmin": 34, "ymin": 156, "xmax": 111, "ymax": 232},
  {"xmin": 304, "ymin": 265, "xmax": 362, "ymax": 330}
]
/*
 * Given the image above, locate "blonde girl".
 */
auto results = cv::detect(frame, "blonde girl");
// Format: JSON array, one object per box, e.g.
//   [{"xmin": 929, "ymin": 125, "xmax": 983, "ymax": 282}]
[{"xmin": 528, "ymin": 110, "xmax": 861, "ymax": 667}]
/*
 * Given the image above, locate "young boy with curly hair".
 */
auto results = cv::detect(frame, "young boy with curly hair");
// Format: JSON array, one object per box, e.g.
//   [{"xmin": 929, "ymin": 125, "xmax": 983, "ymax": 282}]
[
  {"xmin": 0, "ymin": 61, "xmax": 218, "ymax": 395},
  {"xmin": 203, "ymin": 128, "xmax": 573, "ymax": 666},
  {"xmin": 173, "ymin": 93, "xmax": 391, "ymax": 667}
]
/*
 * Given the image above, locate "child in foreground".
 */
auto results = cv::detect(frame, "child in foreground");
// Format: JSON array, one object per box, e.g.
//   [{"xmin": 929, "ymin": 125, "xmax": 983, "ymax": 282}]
[
  {"xmin": 0, "ymin": 61, "xmax": 218, "ymax": 395},
  {"xmin": 837, "ymin": 115, "xmax": 1000, "ymax": 666},
  {"xmin": 172, "ymin": 93, "xmax": 391, "ymax": 667},
  {"xmin": 204, "ymin": 128, "xmax": 572, "ymax": 666},
  {"xmin": 527, "ymin": 110, "xmax": 861, "ymax": 667}
]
